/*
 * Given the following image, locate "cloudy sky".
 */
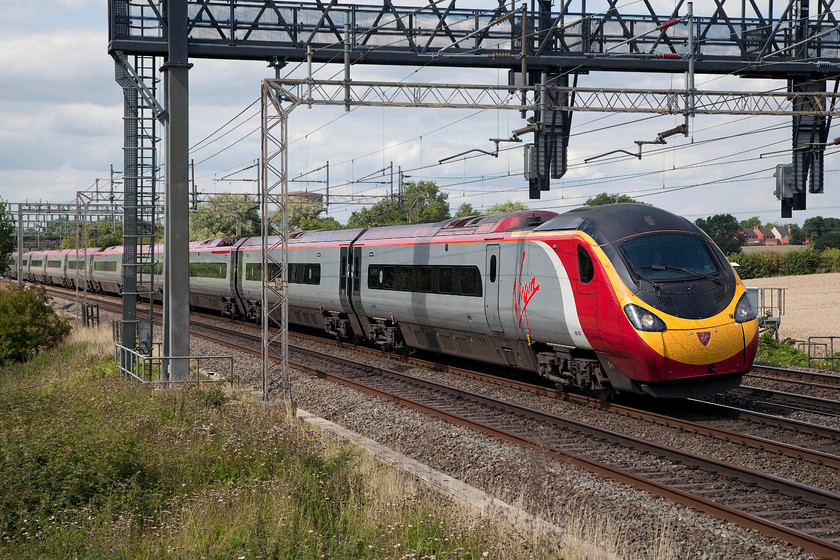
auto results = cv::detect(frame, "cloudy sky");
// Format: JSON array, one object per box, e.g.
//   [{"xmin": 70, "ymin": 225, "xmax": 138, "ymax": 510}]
[{"xmin": 2, "ymin": 1, "xmax": 838, "ymax": 227}]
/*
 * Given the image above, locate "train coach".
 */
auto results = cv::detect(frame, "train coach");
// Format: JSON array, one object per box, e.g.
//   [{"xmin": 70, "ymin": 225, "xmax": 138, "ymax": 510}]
[{"xmin": 10, "ymin": 204, "xmax": 758, "ymax": 400}]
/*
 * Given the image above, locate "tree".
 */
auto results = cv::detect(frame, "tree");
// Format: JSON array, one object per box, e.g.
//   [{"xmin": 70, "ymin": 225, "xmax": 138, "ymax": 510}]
[
  {"xmin": 694, "ymin": 214, "xmax": 745, "ymax": 254},
  {"xmin": 0, "ymin": 198, "xmax": 15, "ymax": 273},
  {"xmin": 0, "ymin": 284, "xmax": 71, "ymax": 364},
  {"xmin": 60, "ymin": 221, "xmax": 124, "ymax": 249},
  {"xmin": 190, "ymin": 193, "xmax": 260, "ymax": 240},
  {"xmin": 287, "ymin": 203, "xmax": 342, "ymax": 231},
  {"xmin": 787, "ymin": 223, "xmax": 805, "ymax": 245},
  {"xmin": 739, "ymin": 216, "xmax": 761, "ymax": 230},
  {"xmin": 347, "ymin": 181, "xmax": 450, "ymax": 228},
  {"xmin": 485, "ymin": 201, "xmax": 529, "ymax": 214},
  {"xmin": 802, "ymin": 216, "xmax": 840, "ymax": 246},
  {"xmin": 454, "ymin": 203, "xmax": 477, "ymax": 217},
  {"xmin": 584, "ymin": 192, "xmax": 646, "ymax": 206}
]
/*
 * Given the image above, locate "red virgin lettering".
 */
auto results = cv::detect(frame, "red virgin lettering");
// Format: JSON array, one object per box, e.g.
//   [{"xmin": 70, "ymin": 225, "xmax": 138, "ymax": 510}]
[{"xmin": 513, "ymin": 250, "xmax": 540, "ymax": 332}]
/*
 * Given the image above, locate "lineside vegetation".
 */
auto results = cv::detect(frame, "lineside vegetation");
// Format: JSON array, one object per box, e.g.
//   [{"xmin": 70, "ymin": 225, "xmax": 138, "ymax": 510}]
[{"xmin": 0, "ymin": 326, "xmax": 584, "ymax": 559}]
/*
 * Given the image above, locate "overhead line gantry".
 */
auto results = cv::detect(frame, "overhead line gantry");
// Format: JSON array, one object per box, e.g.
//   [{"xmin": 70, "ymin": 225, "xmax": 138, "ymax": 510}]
[{"xmin": 108, "ymin": 1, "xmax": 839, "ymax": 399}]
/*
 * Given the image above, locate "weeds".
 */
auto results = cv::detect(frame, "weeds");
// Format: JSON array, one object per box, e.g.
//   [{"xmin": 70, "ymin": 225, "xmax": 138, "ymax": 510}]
[{"xmin": 1, "ymin": 324, "xmax": 679, "ymax": 559}]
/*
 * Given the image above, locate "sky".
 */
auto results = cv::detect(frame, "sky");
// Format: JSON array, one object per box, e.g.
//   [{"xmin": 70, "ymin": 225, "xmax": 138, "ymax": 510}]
[{"xmin": 1, "ymin": 1, "xmax": 839, "ymax": 228}]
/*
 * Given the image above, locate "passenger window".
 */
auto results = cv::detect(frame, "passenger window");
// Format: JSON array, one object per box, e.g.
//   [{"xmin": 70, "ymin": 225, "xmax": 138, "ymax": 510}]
[
  {"xmin": 381, "ymin": 266, "xmax": 395, "ymax": 289},
  {"xmin": 398, "ymin": 266, "xmax": 415, "ymax": 291},
  {"xmin": 460, "ymin": 267, "xmax": 480, "ymax": 296},
  {"xmin": 578, "ymin": 246, "xmax": 595, "ymax": 284},
  {"xmin": 416, "ymin": 266, "xmax": 432, "ymax": 292},
  {"xmin": 490, "ymin": 255, "xmax": 497, "ymax": 283},
  {"xmin": 439, "ymin": 267, "xmax": 454, "ymax": 293},
  {"xmin": 368, "ymin": 265, "xmax": 380, "ymax": 289}
]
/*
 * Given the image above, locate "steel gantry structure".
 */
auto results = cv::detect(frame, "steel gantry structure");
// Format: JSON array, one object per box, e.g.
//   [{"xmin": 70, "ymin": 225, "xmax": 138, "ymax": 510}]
[{"xmin": 109, "ymin": 0, "xmax": 839, "ymax": 398}]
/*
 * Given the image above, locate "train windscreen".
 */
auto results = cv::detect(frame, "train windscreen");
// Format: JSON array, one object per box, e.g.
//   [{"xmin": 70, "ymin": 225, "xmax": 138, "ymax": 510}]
[{"xmin": 620, "ymin": 233, "xmax": 720, "ymax": 282}]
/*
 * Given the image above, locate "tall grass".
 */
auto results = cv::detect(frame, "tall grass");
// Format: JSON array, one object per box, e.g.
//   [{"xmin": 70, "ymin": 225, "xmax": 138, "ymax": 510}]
[{"xmin": 0, "ymin": 325, "xmax": 676, "ymax": 559}]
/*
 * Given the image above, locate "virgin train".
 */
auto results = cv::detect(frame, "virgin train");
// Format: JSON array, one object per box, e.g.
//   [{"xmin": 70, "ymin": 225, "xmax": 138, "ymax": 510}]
[{"xmin": 7, "ymin": 204, "xmax": 758, "ymax": 399}]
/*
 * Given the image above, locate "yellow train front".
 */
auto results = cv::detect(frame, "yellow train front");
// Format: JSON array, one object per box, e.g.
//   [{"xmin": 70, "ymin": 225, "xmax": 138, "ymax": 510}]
[{"xmin": 527, "ymin": 204, "xmax": 758, "ymax": 399}]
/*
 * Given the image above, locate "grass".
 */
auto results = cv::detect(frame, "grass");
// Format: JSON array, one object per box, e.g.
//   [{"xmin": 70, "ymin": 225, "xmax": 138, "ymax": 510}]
[
  {"xmin": 0, "ymin": 325, "xmax": 677, "ymax": 559},
  {"xmin": 756, "ymin": 331, "xmax": 840, "ymax": 370}
]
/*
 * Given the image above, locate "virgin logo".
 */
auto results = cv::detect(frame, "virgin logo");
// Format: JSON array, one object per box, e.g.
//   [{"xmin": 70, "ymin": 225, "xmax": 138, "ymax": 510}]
[
  {"xmin": 513, "ymin": 250, "xmax": 540, "ymax": 332},
  {"xmin": 697, "ymin": 332, "xmax": 711, "ymax": 347}
]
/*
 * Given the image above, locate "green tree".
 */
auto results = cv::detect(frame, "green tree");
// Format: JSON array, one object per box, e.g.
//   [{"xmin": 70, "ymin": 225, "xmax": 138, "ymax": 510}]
[
  {"xmin": 787, "ymin": 223, "xmax": 805, "ymax": 245},
  {"xmin": 287, "ymin": 203, "xmax": 342, "ymax": 231},
  {"xmin": 0, "ymin": 284, "xmax": 71, "ymax": 364},
  {"xmin": 584, "ymin": 192, "xmax": 646, "ymax": 206},
  {"xmin": 802, "ymin": 216, "xmax": 840, "ymax": 247},
  {"xmin": 61, "ymin": 221, "xmax": 124, "ymax": 249},
  {"xmin": 347, "ymin": 181, "xmax": 450, "ymax": 227},
  {"xmin": 190, "ymin": 193, "xmax": 260, "ymax": 240},
  {"xmin": 739, "ymin": 216, "xmax": 761, "ymax": 230},
  {"xmin": 694, "ymin": 214, "xmax": 745, "ymax": 254},
  {"xmin": 0, "ymin": 198, "xmax": 15, "ymax": 273},
  {"xmin": 485, "ymin": 201, "xmax": 529, "ymax": 214},
  {"xmin": 454, "ymin": 203, "xmax": 477, "ymax": 217}
]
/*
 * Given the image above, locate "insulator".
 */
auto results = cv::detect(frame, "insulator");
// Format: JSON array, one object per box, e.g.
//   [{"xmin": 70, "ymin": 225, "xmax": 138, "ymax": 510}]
[
  {"xmin": 489, "ymin": 52, "xmax": 513, "ymax": 60},
  {"xmin": 659, "ymin": 18, "xmax": 681, "ymax": 29},
  {"xmin": 658, "ymin": 52, "xmax": 682, "ymax": 59}
]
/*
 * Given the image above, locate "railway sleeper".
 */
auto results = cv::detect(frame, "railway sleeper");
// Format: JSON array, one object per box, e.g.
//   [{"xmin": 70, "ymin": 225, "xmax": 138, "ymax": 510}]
[{"xmin": 537, "ymin": 349, "xmax": 613, "ymax": 400}]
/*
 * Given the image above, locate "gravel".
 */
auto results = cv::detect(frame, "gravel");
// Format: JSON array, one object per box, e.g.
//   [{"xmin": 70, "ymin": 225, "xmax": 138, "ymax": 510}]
[
  {"xmin": 64, "ymin": 300, "xmax": 822, "ymax": 559},
  {"xmin": 182, "ymin": 318, "xmax": 819, "ymax": 560}
]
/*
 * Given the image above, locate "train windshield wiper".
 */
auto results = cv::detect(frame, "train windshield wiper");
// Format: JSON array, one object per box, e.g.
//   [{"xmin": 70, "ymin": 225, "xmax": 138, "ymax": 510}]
[
  {"xmin": 624, "ymin": 258, "xmax": 659, "ymax": 292},
  {"xmin": 650, "ymin": 264, "xmax": 721, "ymax": 284}
]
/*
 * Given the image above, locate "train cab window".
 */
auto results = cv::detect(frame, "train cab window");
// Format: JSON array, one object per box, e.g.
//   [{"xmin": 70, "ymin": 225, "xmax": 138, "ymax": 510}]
[
  {"xmin": 490, "ymin": 255, "xmax": 497, "ymax": 283},
  {"xmin": 439, "ymin": 267, "xmax": 454, "ymax": 293},
  {"xmin": 577, "ymin": 246, "xmax": 595, "ymax": 284},
  {"xmin": 459, "ymin": 267, "xmax": 481, "ymax": 296},
  {"xmin": 416, "ymin": 266, "xmax": 432, "ymax": 292}
]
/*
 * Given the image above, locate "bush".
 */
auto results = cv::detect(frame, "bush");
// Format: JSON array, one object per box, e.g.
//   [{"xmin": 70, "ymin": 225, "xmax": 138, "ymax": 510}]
[
  {"xmin": 0, "ymin": 284, "xmax": 71, "ymax": 364},
  {"xmin": 781, "ymin": 249, "xmax": 819, "ymax": 276},
  {"xmin": 819, "ymin": 247, "xmax": 840, "ymax": 273},
  {"xmin": 728, "ymin": 252, "xmax": 766, "ymax": 279},
  {"xmin": 755, "ymin": 332, "xmax": 809, "ymax": 367}
]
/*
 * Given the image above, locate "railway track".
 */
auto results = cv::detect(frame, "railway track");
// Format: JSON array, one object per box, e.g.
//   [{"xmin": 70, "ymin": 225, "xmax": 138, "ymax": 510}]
[
  {"xmin": 177, "ymin": 317, "xmax": 840, "ymax": 557},
  {"xmin": 44, "ymin": 286, "xmax": 840, "ymax": 556}
]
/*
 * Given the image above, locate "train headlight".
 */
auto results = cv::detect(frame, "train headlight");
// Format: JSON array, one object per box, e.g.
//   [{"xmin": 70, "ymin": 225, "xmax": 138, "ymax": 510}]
[
  {"xmin": 734, "ymin": 292, "xmax": 757, "ymax": 323},
  {"xmin": 623, "ymin": 304, "xmax": 667, "ymax": 332}
]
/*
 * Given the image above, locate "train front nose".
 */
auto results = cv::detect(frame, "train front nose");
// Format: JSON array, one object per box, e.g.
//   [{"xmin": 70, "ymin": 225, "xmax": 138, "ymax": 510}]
[{"xmin": 658, "ymin": 320, "xmax": 755, "ymax": 380}]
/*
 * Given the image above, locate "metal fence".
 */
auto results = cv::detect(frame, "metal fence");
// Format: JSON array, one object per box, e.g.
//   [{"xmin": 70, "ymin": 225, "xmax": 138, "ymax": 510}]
[
  {"xmin": 114, "ymin": 343, "xmax": 235, "ymax": 386},
  {"xmin": 803, "ymin": 337, "xmax": 840, "ymax": 371},
  {"xmin": 746, "ymin": 287, "xmax": 786, "ymax": 341}
]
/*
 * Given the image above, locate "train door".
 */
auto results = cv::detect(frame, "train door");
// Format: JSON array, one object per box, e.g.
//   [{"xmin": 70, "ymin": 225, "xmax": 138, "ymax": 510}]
[
  {"xmin": 338, "ymin": 244, "xmax": 366, "ymax": 338},
  {"xmin": 339, "ymin": 246, "xmax": 351, "ymax": 310},
  {"xmin": 484, "ymin": 244, "xmax": 503, "ymax": 333},
  {"xmin": 351, "ymin": 247, "xmax": 362, "ymax": 299}
]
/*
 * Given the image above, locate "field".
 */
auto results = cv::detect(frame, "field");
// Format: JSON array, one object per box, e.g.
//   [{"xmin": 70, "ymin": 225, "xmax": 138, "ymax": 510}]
[{"xmin": 744, "ymin": 272, "xmax": 840, "ymax": 341}]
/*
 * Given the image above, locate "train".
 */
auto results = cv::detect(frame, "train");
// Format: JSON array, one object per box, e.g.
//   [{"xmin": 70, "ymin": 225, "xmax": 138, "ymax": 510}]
[{"xmin": 6, "ymin": 203, "xmax": 759, "ymax": 399}]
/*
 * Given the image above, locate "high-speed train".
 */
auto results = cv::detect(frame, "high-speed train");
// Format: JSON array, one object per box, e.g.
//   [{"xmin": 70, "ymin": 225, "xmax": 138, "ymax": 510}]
[{"xmin": 8, "ymin": 204, "xmax": 758, "ymax": 399}]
